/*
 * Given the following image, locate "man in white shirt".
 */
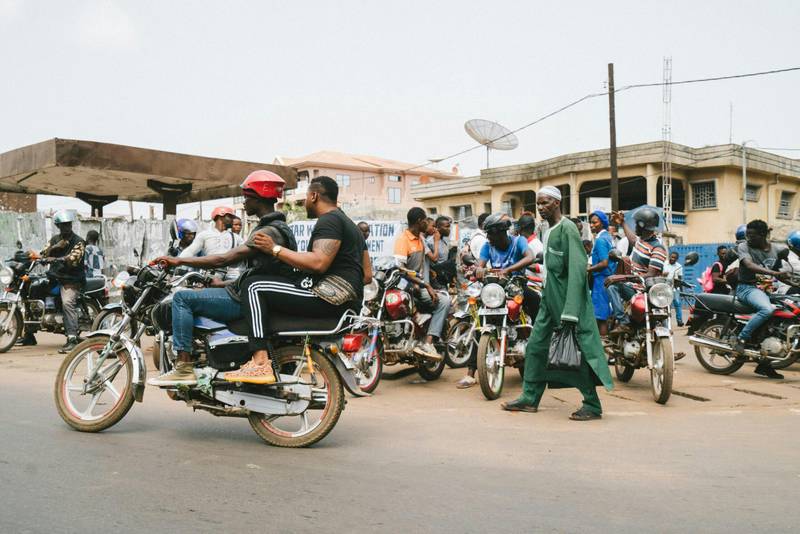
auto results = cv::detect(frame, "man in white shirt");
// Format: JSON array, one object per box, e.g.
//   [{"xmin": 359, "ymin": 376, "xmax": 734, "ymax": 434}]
[
  {"xmin": 662, "ymin": 251, "xmax": 684, "ymax": 326},
  {"xmin": 180, "ymin": 205, "xmax": 244, "ymax": 280},
  {"xmin": 464, "ymin": 213, "xmax": 490, "ymax": 260}
]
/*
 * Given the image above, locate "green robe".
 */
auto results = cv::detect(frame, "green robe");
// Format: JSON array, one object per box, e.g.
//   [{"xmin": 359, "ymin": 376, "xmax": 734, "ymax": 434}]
[{"xmin": 521, "ymin": 217, "xmax": 614, "ymax": 402}]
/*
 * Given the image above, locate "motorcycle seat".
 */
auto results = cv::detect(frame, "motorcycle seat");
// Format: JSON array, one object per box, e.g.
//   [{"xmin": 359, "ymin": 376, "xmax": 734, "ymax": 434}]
[
  {"xmin": 694, "ymin": 293, "xmax": 754, "ymax": 314},
  {"xmin": 84, "ymin": 277, "xmax": 106, "ymax": 293},
  {"xmin": 271, "ymin": 309, "xmax": 358, "ymax": 336}
]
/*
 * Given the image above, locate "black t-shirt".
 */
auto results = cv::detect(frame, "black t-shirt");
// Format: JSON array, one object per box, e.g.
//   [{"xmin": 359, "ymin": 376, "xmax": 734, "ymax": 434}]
[
  {"xmin": 710, "ymin": 261, "xmax": 729, "ymax": 294},
  {"xmin": 308, "ymin": 208, "xmax": 364, "ymax": 300}
]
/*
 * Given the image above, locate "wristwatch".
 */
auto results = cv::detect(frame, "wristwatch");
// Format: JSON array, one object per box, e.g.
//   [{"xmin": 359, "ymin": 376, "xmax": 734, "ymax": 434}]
[{"xmin": 272, "ymin": 245, "xmax": 283, "ymax": 257}]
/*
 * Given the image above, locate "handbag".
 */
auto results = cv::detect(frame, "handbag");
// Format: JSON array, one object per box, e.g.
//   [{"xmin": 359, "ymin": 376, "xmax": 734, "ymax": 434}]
[
  {"xmin": 547, "ymin": 323, "xmax": 582, "ymax": 371},
  {"xmin": 308, "ymin": 274, "xmax": 358, "ymax": 306}
]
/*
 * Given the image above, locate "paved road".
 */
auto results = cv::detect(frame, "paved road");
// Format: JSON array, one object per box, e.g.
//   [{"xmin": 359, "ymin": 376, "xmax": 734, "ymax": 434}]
[{"xmin": 1, "ymin": 332, "xmax": 799, "ymax": 533}]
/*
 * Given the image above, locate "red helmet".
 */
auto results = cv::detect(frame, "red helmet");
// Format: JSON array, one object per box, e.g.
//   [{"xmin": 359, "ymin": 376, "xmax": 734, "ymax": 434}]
[
  {"xmin": 210, "ymin": 206, "xmax": 235, "ymax": 220},
  {"xmin": 240, "ymin": 170, "xmax": 285, "ymax": 200}
]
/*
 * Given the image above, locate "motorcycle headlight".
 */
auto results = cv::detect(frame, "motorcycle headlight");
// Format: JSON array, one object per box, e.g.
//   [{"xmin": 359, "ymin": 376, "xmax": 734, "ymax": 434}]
[
  {"xmin": 0, "ymin": 267, "xmax": 13, "ymax": 285},
  {"xmin": 648, "ymin": 282, "xmax": 673, "ymax": 309},
  {"xmin": 466, "ymin": 282, "xmax": 483, "ymax": 298},
  {"xmin": 363, "ymin": 280, "xmax": 379, "ymax": 301},
  {"xmin": 480, "ymin": 283, "xmax": 506, "ymax": 308}
]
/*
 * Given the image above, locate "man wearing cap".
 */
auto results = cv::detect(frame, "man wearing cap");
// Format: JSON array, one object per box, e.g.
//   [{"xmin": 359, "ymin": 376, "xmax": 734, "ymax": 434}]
[
  {"xmin": 501, "ymin": 186, "xmax": 613, "ymax": 421},
  {"xmin": 180, "ymin": 205, "xmax": 244, "ymax": 280}
]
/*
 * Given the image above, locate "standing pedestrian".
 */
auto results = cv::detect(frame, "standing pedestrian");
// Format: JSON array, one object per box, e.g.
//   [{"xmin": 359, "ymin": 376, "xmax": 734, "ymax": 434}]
[
  {"xmin": 84, "ymin": 230, "xmax": 105, "ymax": 278},
  {"xmin": 662, "ymin": 251, "xmax": 684, "ymax": 326},
  {"xmin": 501, "ymin": 187, "xmax": 613, "ymax": 420},
  {"xmin": 586, "ymin": 211, "xmax": 616, "ymax": 336}
]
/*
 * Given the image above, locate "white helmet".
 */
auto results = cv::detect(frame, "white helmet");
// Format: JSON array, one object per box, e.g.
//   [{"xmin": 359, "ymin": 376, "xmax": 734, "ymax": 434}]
[{"xmin": 53, "ymin": 210, "xmax": 77, "ymax": 225}]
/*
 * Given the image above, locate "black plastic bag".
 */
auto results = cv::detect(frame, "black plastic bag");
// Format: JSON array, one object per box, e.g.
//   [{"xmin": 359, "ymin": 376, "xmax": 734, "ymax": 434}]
[{"xmin": 547, "ymin": 323, "xmax": 582, "ymax": 371}]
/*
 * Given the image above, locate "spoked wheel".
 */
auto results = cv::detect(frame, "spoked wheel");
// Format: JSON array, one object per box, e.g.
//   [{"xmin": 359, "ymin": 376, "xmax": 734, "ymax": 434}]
[
  {"xmin": 694, "ymin": 320, "xmax": 745, "ymax": 375},
  {"xmin": 78, "ymin": 301, "xmax": 101, "ymax": 334},
  {"xmin": 477, "ymin": 333, "xmax": 504, "ymax": 400},
  {"xmin": 92, "ymin": 309, "xmax": 137, "ymax": 340},
  {"xmin": 354, "ymin": 338, "xmax": 383, "ymax": 394},
  {"xmin": 0, "ymin": 309, "xmax": 21, "ymax": 353},
  {"xmin": 444, "ymin": 320, "xmax": 474, "ymax": 369},
  {"xmin": 54, "ymin": 336, "xmax": 135, "ymax": 432},
  {"xmin": 416, "ymin": 354, "xmax": 446, "ymax": 381},
  {"xmin": 248, "ymin": 346, "xmax": 344, "ymax": 448},
  {"xmin": 651, "ymin": 338, "xmax": 674, "ymax": 405}
]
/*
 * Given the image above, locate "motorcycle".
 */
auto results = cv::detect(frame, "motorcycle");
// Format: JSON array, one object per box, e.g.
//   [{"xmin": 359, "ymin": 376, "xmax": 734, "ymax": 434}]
[
  {"xmin": 340, "ymin": 257, "xmax": 447, "ymax": 391},
  {"xmin": 0, "ymin": 256, "xmax": 106, "ymax": 352},
  {"xmin": 474, "ymin": 270, "xmax": 539, "ymax": 400},
  {"xmin": 602, "ymin": 249, "xmax": 692, "ymax": 404},
  {"xmin": 444, "ymin": 278, "xmax": 483, "ymax": 369},
  {"xmin": 54, "ymin": 264, "xmax": 367, "ymax": 448},
  {"xmin": 688, "ymin": 249, "xmax": 800, "ymax": 374}
]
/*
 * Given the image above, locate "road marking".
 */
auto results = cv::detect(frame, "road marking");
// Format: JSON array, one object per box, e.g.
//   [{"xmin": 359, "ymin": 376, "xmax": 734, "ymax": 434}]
[{"xmin": 605, "ymin": 411, "xmax": 647, "ymax": 416}]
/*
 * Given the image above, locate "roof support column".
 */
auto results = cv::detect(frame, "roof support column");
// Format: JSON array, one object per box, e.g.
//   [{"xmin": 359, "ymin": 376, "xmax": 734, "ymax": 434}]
[
  {"xmin": 76, "ymin": 192, "xmax": 118, "ymax": 217},
  {"xmin": 569, "ymin": 173, "xmax": 579, "ymax": 216},
  {"xmin": 646, "ymin": 164, "xmax": 659, "ymax": 207},
  {"xmin": 147, "ymin": 180, "xmax": 192, "ymax": 220}
]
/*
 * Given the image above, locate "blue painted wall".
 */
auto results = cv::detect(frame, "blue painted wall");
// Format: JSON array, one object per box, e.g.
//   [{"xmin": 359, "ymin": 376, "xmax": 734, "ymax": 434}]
[{"xmin": 669, "ymin": 242, "xmax": 733, "ymax": 293}]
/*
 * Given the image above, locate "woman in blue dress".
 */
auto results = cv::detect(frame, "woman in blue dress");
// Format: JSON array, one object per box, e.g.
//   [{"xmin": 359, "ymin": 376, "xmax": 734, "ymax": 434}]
[{"xmin": 587, "ymin": 210, "xmax": 617, "ymax": 336}]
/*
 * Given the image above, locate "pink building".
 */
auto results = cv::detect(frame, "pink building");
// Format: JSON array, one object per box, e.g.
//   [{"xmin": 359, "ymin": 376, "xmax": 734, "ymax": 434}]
[{"xmin": 275, "ymin": 151, "xmax": 457, "ymax": 217}]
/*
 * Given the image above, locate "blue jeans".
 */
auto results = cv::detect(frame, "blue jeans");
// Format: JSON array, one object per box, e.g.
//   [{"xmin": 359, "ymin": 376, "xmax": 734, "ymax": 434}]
[
  {"xmin": 172, "ymin": 288, "xmax": 242, "ymax": 353},
  {"xmin": 418, "ymin": 289, "xmax": 450, "ymax": 339},
  {"xmin": 607, "ymin": 282, "xmax": 635, "ymax": 325},
  {"xmin": 736, "ymin": 283, "xmax": 775, "ymax": 341},
  {"xmin": 672, "ymin": 294, "xmax": 683, "ymax": 324}
]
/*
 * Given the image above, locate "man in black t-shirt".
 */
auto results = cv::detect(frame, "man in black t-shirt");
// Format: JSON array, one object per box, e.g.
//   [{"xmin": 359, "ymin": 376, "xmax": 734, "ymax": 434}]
[{"xmin": 228, "ymin": 176, "xmax": 368, "ymax": 383}]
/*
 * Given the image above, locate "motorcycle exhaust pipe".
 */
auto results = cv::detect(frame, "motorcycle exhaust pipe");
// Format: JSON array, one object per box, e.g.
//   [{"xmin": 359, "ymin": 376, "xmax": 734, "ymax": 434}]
[{"xmin": 688, "ymin": 335, "xmax": 761, "ymax": 359}]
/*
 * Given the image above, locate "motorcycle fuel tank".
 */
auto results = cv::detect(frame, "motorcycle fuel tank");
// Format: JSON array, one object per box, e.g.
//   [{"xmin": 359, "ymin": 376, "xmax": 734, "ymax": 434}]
[
  {"xmin": 385, "ymin": 289, "xmax": 410, "ymax": 320},
  {"xmin": 631, "ymin": 294, "xmax": 647, "ymax": 324}
]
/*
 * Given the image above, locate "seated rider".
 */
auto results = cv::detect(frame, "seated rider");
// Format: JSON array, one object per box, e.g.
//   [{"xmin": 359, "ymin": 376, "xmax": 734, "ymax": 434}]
[
  {"xmin": 168, "ymin": 219, "xmax": 198, "ymax": 257},
  {"xmin": 180, "ymin": 205, "xmax": 243, "ymax": 281},
  {"xmin": 732, "ymin": 219, "xmax": 792, "ymax": 379},
  {"xmin": 149, "ymin": 171, "xmax": 296, "ymax": 386},
  {"xmin": 605, "ymin": 208, "xmax": 668, "ymax": 335},
  {"xmin": 227, "ymin": 176, "xmax": 370, "ymax": 384},
  {"xmin": 775, "ymin": 229, "xmax": 800, "ymax": 296},
  {"xmin": 456, "ymin": 213, "xmax": 536, "ymax": 389},
  {"xmin": 394, "ymin": 207, "xmax": 451, "ymax": 362}
]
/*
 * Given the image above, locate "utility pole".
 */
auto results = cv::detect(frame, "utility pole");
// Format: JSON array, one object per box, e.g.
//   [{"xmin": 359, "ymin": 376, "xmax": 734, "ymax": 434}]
[{"xmin": 608, "ymin": 63, "xmax": 619, "ymax": 211}]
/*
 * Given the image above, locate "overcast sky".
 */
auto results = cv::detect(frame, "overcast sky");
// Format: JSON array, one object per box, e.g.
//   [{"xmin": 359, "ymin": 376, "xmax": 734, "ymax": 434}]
[{"xmin": 1, "ymin": 0, "xmax": 798, "ymax": 218}]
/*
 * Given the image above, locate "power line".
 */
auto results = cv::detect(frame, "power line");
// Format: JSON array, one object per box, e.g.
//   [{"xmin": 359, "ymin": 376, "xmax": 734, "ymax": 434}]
[{"xmin": 405, "ymin": 66, "xmax": 800, "ymax": 173}]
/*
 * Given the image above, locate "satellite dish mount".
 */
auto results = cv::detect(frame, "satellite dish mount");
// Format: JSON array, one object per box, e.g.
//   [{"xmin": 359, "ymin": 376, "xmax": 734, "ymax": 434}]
[{"xmin": 464, "ymin": 119, "xmax": 519, "ymax": 168}]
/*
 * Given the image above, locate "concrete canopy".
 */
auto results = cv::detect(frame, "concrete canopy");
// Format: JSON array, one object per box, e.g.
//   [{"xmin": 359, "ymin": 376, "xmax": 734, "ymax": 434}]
[{"xmin": 0, "ymin": 138, "xmax": 297, "ymax": 216}]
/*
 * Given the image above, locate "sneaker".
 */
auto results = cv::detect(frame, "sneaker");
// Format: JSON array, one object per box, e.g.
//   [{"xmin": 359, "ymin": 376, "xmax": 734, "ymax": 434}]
[
  {"xmin": 224, "ymin": 362, "xmax": 277, "ymax": 385},
  {"xmin": 754, "ymin": 361, "xmax": 784, "ymax": 379},
  {"xmin": 148, "ymin": 361, "xmax": 197, "ymax": 386},
  {"xmin": 58, "ymin": 336, "xmax": 80, "ymax": 354},
  {"xmin": 456, "ymin": 376, "xmax": 477, "ymax": 389},
  {"xmin": 676, "ymin": 322, "xmax": 684, "ymax": 327},
  {"xmin": 413, "ymin": 342, "xmax": 443, "ymax": 361}
]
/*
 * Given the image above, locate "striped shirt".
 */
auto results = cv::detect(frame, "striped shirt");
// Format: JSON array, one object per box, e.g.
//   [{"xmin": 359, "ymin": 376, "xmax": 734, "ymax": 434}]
[{"xmin": 630, "ymin": 236, "xmax": 667, "ymax": 276}]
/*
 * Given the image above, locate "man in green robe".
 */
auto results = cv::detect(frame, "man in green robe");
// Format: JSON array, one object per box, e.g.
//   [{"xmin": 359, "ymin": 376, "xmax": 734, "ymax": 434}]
[{"xmin": 501, "ymin": 186, "xmax": 614, "ymax": 420}]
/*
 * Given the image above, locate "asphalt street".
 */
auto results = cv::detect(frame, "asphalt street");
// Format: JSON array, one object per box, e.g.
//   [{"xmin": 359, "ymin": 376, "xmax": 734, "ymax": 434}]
[{"xmin": 1, "ymin": 331, "xmax": 799, "ymax": 533}]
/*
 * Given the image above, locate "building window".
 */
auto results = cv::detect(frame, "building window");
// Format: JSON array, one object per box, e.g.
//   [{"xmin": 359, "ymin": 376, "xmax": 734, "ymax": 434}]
[
  {"xmin": 428, "ymin": 207, "xmax": 437, "ymax": 215},
  {"xmin": 411, "ymin": 179, "xmax": 419, "ymax": 186},
  {"xmin": 501, "ymin": 200, "xmax": 514, "ymax": 216},
  {"xmin": 388, "ymin": 175, "xmax": 402, "ymax": 182},
  {"xmin": 691, "ymin": 181, "xmax": 717, "ymax": 210},
  {"xmin": 335, "ymin": 174, "xmax": 350, "ymax": 188},
  {"xmin": 367, "ymin": 176, "xmax": 375, "ymax": 184},
  {"xmin": 745, "ymin": 184, "xmax": 761, "ymax": 202},
  {"xmin": 387, "ymin": 187, "xmax": 402, "ymax": 204},
  {"xmin": 450, "ymin": 204, "xmax": 473, "ymax": 220},
  {"xmin": 483, "ymin": 202, "xmax": 492, "ymax": 214},
  {"xmin": 313, "ymin": 169, "xmax": 319, "ymax": 178},
  {"xmin": 778, "ymin": 191, "xmax": 795, "ymax": 219}
]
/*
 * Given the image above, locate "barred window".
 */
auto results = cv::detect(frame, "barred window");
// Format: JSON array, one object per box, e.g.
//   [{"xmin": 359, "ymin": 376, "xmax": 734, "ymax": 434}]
[
  {"xmin": 691, "ymin": 181, "xmax": 717, "ymax": 209},
  {"xmin": 745, "ymin": 184, "xmax": 761, "ymax": 202},
  {"xmin": 778, "ymin": 191, "xmax": 795, "ymax": 219},
  {"xmin": 451, "ymin": 204, "xmax": 473, "ymax": 220}
]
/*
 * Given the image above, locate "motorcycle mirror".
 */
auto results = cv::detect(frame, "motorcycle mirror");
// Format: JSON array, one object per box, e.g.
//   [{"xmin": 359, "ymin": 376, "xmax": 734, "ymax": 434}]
[
  {"xmin": 684, "ymin": 251, "xmax": 700, "ymax": 266},
  {"xmin": 462, "ymin": 254, "xmax": 477, "ymax": 266}
]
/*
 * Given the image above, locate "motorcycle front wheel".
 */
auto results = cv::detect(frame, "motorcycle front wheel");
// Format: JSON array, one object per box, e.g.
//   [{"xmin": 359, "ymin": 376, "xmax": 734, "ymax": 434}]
[
  {"xmin": 444, "ymin": 319, "xmax": 474, "ymax": 368},
  {"xmin": 477, "ymin": 333, "xmax": 504, "ymax": 400},
  {"xmin": 694, "ymin": 319, "xmax": 745, "ymax": 375},
  {"xmin": 92, "ymin": 309, "xmax": 138, "ymax": 340},
  {"xmin": 416, "ymin": 354, "xmax": 446, "ymax": 381},
  {"xmin": 248, "ymin": 346, "xmax": 344, "ymax": 448},
  {"xmin": 614, "ymin": 359, "xmax": 635, "ymax": 382},
  {"xmin": 54, "ymin": 336, "xmax": 135, "ymax": 432},
  {"xmin": 650, "ymin": 337, "xmax": 674, "ymax": 405},
  {"xmin": 0, "ymin": 309, "xmax": 21, "ymax": 353}
]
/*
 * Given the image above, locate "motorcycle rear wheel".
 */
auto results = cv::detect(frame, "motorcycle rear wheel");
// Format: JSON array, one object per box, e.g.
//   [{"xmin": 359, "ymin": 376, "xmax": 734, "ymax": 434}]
[
  {"xmin": 650, "ymin": 338, "xmax": 674, "ymax": 404},
  {"xmin": 477, "ymin": 333, "xmax": 504, "ymax": 400},
  {"xmin": 0, "ymin": 310, "xmax": 21, "ymax": 353},
  {"xmin": 248, "ymin": 346, "xmax": 344, "ymax": 448},
  {"xmin": 416, "ymin": 355, "xmax": 446, "ymax": 381},
  {"xmin": 92, "ymin": 309, "xmax": 138, "ymax": 340},
  {"xmin": 54, "ymin": 336, "xmax": 135, "ymax": 432},
  {"xmin": 444, "ymin": 319, "xmax": 474, "ymax": 368},
  {"xmin": 614, "ymin": 359, "xmax": 635, "ymax": 382},
  {"xmin": 694, "ymin": 320, "xmax": 745, "ymax": 375}
]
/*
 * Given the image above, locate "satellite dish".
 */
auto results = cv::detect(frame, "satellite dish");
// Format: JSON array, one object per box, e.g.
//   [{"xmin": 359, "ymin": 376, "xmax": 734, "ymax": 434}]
[{"xmin": 465, "ymin": 119, "xmax": 519, "ymax": 168}]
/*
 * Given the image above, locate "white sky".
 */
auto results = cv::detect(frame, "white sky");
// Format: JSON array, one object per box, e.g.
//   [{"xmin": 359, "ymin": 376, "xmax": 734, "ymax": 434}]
[{"xmin": 1, "ymin": 0, "xmax": 799, "ymax": 218}]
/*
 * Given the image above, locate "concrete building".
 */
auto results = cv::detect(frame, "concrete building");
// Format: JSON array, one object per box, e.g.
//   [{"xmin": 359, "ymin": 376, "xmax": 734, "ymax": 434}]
[
  {"xmin": 276, "ymin": 150, "xmax": 456, "ymax": 218},
  {"xmin": 411, "ymin": 141, "xmax": 800, "ymax": 244}
]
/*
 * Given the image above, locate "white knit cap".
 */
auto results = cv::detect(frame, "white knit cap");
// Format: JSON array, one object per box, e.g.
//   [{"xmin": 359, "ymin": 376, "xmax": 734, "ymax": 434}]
[{"xmin": 538, "ymin": 185, "xmax": 562, "ymax": 201}]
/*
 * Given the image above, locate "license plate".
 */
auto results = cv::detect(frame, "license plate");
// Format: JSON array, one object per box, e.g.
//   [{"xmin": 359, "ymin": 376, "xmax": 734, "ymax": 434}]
[{"xmin": 479, "ymin": 307, "xmax": 508, "ymax": 316}]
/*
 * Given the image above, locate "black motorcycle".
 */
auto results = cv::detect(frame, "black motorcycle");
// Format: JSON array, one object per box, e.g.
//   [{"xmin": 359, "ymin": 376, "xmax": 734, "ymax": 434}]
[{"xmin": 0, "ymin": 256, "xmax": 106, "ymax": 352}]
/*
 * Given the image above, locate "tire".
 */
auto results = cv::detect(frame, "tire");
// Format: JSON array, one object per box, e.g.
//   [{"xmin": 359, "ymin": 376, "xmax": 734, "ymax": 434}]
[
  {"xmin": 355, "ymin": 339, "xmax": 383, "ymax": 394},
  {"xmin": 0, "ymin": 309, "xmax": 21, "ymax": 353},
  {"xmin": 91, "ymin": 309, "xmax": 137, "ymax": 339},
  {"xmin": 650, "ymin": 337, "xmax": 674, "ymax": 405},
  {"xmin": 416, "ymin": 354, "xmax": 446, "ymax": 381},
  {"xmin": 770, "ymin": 352, "xmax": 799, "ymax": 370},
  {"xmin": 79, "ymin": 300, "xmax": 102, "ymax": 334},
  {"xmin": 477, "ymin": 333, "xmax": 504, "ymax": 400},
  {"xmin": 614, "ymin": 359, "xmax": 635, "ymax": 382},
  {"xmin": 444, "ymin": 319, "xmax": 474, "ymax": 368},
  {"xmin": 248, "ymin": 345, "xmax": 344, "ymax": 448},
  {"xmin": 694, "ymin": 319, "xmax": 745, "ymax": 375},
  {"xmin": 54, "ymin": 336, "xmax": 136, "ymax": 432}
]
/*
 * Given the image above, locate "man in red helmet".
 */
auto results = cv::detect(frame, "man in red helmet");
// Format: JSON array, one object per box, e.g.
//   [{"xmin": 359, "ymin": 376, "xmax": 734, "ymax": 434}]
[
  {"xmin": 180, "ymin": 204, "xmax": 244, "ymax": 280},
  {"xmin": 149, "ymin": 170, "xmax": 297, "ymax": 386}
]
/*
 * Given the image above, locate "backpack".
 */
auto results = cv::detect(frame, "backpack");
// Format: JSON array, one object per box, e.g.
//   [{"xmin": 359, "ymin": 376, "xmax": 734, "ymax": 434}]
[{"xmin": 698, "ymin": 261, "xmax": 722, "ymax": 293}]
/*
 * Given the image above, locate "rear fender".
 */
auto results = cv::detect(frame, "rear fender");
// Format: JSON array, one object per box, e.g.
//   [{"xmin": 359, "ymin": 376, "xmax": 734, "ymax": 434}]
[
  {"xmin": 317, "ymin": 342, "xmax": 370, "ymax": 398},
  {"xmin": 86, "ymin": 330, "xmax": 146, "ymax": 402},
  {"xmin": 99, "ymin": 303, "xmax": 124, "ymax": 313}
]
